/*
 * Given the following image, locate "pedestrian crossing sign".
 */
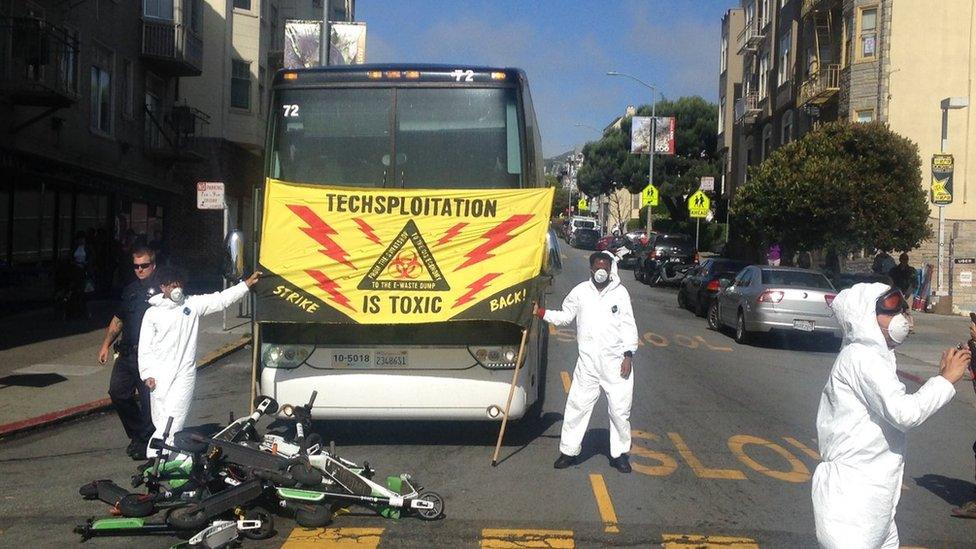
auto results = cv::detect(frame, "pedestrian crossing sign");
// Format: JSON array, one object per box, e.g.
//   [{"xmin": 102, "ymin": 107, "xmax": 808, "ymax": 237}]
[
  {"xmin": 577, "ymin": 197, "xmax": 588, "ymax": 211},
  {"xmin": 688, "ymin": 190, "xmax": 710, "ymax": 218},
  {"xmin": 641, "ymin": 185, "xmax": 659, "ymax": 207}
]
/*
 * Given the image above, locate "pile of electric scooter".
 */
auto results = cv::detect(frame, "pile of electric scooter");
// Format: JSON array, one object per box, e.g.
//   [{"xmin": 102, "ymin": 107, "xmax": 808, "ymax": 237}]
[{"xmin": 75, "ymin": 392, "xmax": 444, "ymax": 547}]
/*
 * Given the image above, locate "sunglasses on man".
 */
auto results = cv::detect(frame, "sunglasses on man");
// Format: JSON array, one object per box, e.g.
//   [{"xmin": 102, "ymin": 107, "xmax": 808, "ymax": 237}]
[{"xmin": 133, "ymin": 262, "xmax": 154, "ymax": 271}]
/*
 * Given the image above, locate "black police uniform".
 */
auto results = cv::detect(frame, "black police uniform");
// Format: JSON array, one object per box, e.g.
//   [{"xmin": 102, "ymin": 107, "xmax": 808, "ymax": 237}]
[{"xmin": 108, "ymin": 274, "xmax": 158, "ymax": 448}]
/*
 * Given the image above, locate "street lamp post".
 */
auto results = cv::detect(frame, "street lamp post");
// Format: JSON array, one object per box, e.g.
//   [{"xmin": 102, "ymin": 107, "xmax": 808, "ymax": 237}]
[
  {"xmin": 607, "ymin": 71, "xmax": 662, "ymax": 237},
  {"xmin": 936, "ymin": 96, "xmax": 968, "ymax": 303}
]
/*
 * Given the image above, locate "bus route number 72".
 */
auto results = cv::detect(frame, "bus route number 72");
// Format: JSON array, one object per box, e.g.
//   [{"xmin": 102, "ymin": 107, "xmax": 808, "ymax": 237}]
[{"xmin": 449, "ymin": 69, "xmax": 474, "ymax": 82}]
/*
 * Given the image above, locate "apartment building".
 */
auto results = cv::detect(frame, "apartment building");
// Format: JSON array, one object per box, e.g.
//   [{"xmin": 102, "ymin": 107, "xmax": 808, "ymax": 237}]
[
  {"xmin": 723, "ymin": 0, "xmax": 976, "ymax": 312},
  {"xmin": 718, "ymin": 8, "xmax": 744, "ymax": 199},
  {"xmin": 0, "ymin": 0, "xmax": 206, "ymax": 302}
]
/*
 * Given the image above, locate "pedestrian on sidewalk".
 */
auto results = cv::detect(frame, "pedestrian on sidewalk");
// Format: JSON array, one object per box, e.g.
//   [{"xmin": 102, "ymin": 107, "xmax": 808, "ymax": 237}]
[
  {"xmin": 139, "ymin": 267, "xmax": 261, "ymax": 457},
  {"xmin": 534, "ymin": 252, "xmax": 639, "ymax": 473},
  {"xmin": 887, "ymin": 253, "xmax": 917, "ymax": 298},
  {"xmin": 766, "ymin": 243, "xmax": 781, "ymax": 266},
  {"xmin": 951, "ymin": 319, "xmax": 976, "ymax": 519},
  {"xmin": 97, "ymin": 245, "xmax": 159, "ymax": 460},
  {"xmin": 812, "ymin": 283, "xmax": 971, "ymax": 548}
]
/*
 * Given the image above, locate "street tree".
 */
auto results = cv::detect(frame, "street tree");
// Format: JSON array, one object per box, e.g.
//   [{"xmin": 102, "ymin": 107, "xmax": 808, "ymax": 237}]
[
  {"xmin": 546, "ymin": 174, "xmax": 571, "ymax": 218},
  {"xmin": 732, "ymin": 121, "xmax": 931, "ymax": 257},
  {"xmin": 576, "ymin": 96, "xmax": 719, "ymax": 223}
]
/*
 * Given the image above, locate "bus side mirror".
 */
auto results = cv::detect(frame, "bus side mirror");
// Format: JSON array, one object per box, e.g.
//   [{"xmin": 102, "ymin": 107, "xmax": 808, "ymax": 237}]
[
  {"xmin": 544, "ymin": 228, "xmax": 562, "ymax": 276},
  {"xmin": 223, "ymin": 230, "xmax": 246, "ymax": 281}
]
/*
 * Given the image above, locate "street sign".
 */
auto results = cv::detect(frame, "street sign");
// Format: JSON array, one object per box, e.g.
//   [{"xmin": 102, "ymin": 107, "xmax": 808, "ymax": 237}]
[
  {"xmin": 699, "ymin": 176, "xmax": 715, "ymax": 192},
  {"xmin": 641, "ymin": 184, "xmax": 659, "ymax": 207},
  {"xmin": 954, "ymin": 257, "xmax": 975, "ymax": 264},
  {"xmin": 931, "ymin": 154, "xmax": 953, "ymax": 205},
  {"xmin": 688, "ymin": 190, "xmax": 710, "ymax": 218},
  {"xmin": 197, "ymin": 182, "xmax": 225, "ymax": 210},
  {"xmin": 577, "ymin": 197, "xmax": 588, "ymax": 211}
]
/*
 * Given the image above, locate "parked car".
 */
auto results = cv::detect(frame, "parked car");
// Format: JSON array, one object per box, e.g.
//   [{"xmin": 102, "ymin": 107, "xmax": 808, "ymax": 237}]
[
  {"xmin": 634, "ymin": 233, "xmax": 697, "ymax": 285},
  {"xmin": 677, "ymin": 258, "xmax": 751, "ymax": 316},
  {"xmin": 596, "ymin": 235, "xmax": 627, "ymax": 253},
  {"xmin": 708, "ymin": 266, "xmax": 841, "ymax": 345},
  {"xmin": 569, "ymin": 228, "xmax": 600, "ymax": 250},
  {"xmin": 566, "ymin": 217, "xmax": 598, "ymax": 241}
]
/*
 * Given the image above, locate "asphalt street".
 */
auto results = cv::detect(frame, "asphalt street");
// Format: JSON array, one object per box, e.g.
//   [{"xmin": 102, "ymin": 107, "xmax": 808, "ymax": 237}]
[{"xmin": 1, "ymin": 245, "xmax": 975, "ymax": 548}]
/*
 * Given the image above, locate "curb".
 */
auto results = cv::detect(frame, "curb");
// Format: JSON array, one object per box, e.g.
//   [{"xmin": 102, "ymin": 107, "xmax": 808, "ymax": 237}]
[{"xmin": 0, "ymin": 334, "xmax": 252, "ymax": 440}]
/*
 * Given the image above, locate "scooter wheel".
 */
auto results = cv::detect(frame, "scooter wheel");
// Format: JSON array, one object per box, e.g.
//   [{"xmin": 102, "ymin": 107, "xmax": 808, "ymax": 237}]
[
  {"xmin": 167, "ymin": 505, "xmax": 209, "ymax": 530},
  {"xmin": 415, "ymin": 491, "xmax": 444, "ymax": 520},
  {"xmin": 295, "ymin": 504, "xmax": 333, "ymax": 527},
  {"xmin": 242, "ymin": 508, "xmax": 275, "ymax": 540},
  {"xmin": 118, "ymin": 493, "xmax": 156, "ymax": 517}
]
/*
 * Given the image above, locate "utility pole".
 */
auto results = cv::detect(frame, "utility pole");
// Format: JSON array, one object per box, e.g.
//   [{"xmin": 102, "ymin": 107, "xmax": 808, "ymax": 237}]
[{"xmin": 319, "ymin": 0, "xmax": 331, "ymax": 66}]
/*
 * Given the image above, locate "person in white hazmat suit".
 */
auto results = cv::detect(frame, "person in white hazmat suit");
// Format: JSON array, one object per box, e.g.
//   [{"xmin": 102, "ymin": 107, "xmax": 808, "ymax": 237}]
[
  {"xmin": 534, "ymin": 251, "xmax": 639, "ymax": 473},
  {"xmin": 812, "ymin": 283, "xmax": 971, "ymax": 548},
  {"xmin": 139, "ymin": 267, "xmax": 262, "ymax": 457}
]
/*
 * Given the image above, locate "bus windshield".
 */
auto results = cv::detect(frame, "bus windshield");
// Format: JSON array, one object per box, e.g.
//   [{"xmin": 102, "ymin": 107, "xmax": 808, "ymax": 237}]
[{"xmin": 269, "ymin": 87, "xmax": 523, "ymax": 189}]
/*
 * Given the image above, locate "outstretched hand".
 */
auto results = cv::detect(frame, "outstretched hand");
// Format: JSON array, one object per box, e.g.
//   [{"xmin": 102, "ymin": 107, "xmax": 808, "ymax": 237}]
[
  {"xmin": 940, "ymin": 347, "xmax": 972, "ymax": 384},
  {"xmin": 244, "ymin": 271, "xmax": 263, "ymax": 288}
]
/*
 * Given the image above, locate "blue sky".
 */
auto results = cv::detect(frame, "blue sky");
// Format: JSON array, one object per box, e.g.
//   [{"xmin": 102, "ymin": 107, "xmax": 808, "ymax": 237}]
[{"xmin": 357, "ymin": 0, "xmax": 734, "ymax": 157}]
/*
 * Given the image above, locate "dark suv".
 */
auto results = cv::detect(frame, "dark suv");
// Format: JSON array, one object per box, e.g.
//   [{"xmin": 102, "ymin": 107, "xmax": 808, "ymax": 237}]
[
  {"xmin": 634, "ymin": 233, "xmax": 697, "ymax": 285},
  {"xmin": 677, "ymin": 258, "xmax": 750, "ymax": 316},
  {"xmin": 569, "ymin": 228, "xmax": 600, "ymax": 250}
]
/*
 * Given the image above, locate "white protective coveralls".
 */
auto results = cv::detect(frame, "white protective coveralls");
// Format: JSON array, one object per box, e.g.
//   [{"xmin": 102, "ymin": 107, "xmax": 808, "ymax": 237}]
[
  {"xmin": 812, "ymin": 283, "xmax": 955, "ymax": 548},
  {"xmin": 543, "ymin": 257, "xmax": 639, "ymax": 458},
  {"xmin": 139, "ymin": 281, "xmax": 251, "ymax": 456}
]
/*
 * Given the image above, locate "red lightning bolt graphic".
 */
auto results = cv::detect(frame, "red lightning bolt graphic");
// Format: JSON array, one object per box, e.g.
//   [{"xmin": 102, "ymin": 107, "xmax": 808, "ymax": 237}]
[
  {"xmin": 455, "ymin": 215, "xmax": 533, "ymax": 271},
  {"xmin": 287, "ymin": 204, "xmax": 354, "ymax": 269},
  {"xmin": 436, "ymin": 222, "xmax": 468, "ymax": 247},
  {"xmin": 306, "ymin": 269, "xmax": 354, "ymax": 311},
  {"xmin": 352, "ymin": 217, "xmax": 381, "ymax": 246},
  {"xmin": 453, "ymin": 273, "xmax": 502, "ymax": 308}
]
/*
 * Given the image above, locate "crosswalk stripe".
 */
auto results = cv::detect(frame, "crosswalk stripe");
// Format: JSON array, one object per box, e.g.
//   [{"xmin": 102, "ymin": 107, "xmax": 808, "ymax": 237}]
[
  {"xmin": 480, "ymin": 528, "xmax": 575, "ymax": 548},
  {"xmin": 281, "ymin": 527, "xmax": 385, "ymax": 548},
  {"xmin": 661, "ymin": 534, "xmax": 760, "ymax": 548}
]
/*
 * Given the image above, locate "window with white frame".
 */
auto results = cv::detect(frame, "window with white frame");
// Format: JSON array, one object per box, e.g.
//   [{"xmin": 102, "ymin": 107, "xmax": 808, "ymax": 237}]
[
  {"xmin": 746, "ymin": 1, "xmax": 755, "ymax": 29},
  {"xmin": 143, "ymin": 0, "xmax": 173, "ymax": 20},
  {"xmin": 231, "ymin": 59, "xmax": 251, "ymax": 109},
  {"xmin": 60, "ymin": 27, "xmax": 79, "ymax": 95},
  {"xmin": 720, "ymin": 34, "xmax": 728, "ymax": 73},
  {"xmin": 778, "ymin": 30, "xmax": 791, "ymax": 86},
  {"xmin": 759, "ymin": 0, "xmax": 769, "ymax": 27},
  {"xmin": 233, "ymin": 0, "xmax": 251, "ymax": 10},
  {"xmin": 758, "ymin": 51, "xmax": 770, "ymax": 99},
  {"xmin": 781, "ymin": 110, "xmax": 793, "ymax": 144},
  {"xmin": 857, "ymin": 6, "xmax": 878, "ymax": 60},
  {"xmin": 855, "ymin": 108, "xmax": 874, "ymax": 123},
  {"xmin": 90, "ymin": 44, "xmax": 114, "ymax": 134},
  {"xmin": 719, "ymin": 95, "xmax": 726, "ymax": 133}
]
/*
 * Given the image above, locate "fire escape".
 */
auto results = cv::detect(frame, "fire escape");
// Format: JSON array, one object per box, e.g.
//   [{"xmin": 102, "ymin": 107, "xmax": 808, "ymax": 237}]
[{"xmin": 797, "ymin": 0, "xmax": 841, "ymax": 110}]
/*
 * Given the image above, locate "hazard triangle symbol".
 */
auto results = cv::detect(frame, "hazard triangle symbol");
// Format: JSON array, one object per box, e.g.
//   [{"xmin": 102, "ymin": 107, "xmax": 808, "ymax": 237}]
[{"xmin": 358, "ymin": 220, "xmax": 450, "ymax": 291}]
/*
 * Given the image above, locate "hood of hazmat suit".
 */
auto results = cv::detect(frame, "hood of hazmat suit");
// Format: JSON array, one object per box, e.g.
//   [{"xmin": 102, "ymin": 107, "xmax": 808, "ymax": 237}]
[{"xmin": 812, "ymin": 283, "xmax": 955, "ymax": 549}]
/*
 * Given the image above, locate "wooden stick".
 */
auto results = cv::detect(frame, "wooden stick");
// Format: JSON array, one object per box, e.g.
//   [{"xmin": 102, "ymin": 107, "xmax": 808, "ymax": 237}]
[
  {"xmin": 249, "ymin": 322, "xmax": 261, "ymax": 413},
  {"xmin": 491, "ymin": 326, "xmax": 531, "ymax": 466}
]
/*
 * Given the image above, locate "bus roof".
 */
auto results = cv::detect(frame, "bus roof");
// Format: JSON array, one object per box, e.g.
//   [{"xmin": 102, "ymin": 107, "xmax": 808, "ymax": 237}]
[{"xmin": 273, "ymin": 64, "xmax": 526, "ymax": 87}]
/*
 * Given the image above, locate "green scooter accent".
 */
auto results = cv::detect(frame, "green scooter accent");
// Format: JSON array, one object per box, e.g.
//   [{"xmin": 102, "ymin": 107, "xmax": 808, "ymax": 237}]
[
  {"xmin": 378, "ymin": 476, "xmax": 402, "ymax": 520},
  {"xmin": 91, "ymin": 517, "xmax": 146, "ymax": 530}
]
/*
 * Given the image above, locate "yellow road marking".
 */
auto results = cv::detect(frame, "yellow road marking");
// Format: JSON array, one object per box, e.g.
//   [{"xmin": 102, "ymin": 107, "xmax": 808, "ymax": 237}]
[
  {"xmin": 727, "ymin": 435, "xmax": 811, "ymax": 483},
  {"xmin": 668, "ymin": 432, "xmax": 746, "ymax": 480},
  {"xmin": 631, "ymin": 430, "xmax": 679, "ymax": 477},
  {"xmin": 281, "ymin": 527, "xmax": 384, "ymax": 548},
  {"xmin": 560, "ymin": 371, "xmax": 572, "ymax": 394},
  {"xmin": 588, "ymin": 473, "xmax": 620, "ymax": 534},
  {"xmin": 694, "ymin": 335, "xmax": 732, "ymax": 352},
  {"xmin": 782, "ymin": 436, "xmax": 821, "ymax": 461},
  {"xmin": 480, "ymin": 528, "xmax": 575, "ymax": 548},
  {"xmin": 662, "ymin": 533, "xmax": 759, "ymax": 548}
]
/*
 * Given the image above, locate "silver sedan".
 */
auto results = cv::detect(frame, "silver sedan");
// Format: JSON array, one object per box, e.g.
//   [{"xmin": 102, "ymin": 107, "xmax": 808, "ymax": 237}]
[{"xmin": 707, "ymin": 266, "xmax": 841, "ymax": 344}]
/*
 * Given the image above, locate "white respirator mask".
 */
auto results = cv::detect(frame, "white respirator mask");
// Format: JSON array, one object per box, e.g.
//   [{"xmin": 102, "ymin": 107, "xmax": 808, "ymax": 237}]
[
  {"xmin": 593, "ymin": 269, "xmax": 609, "ymax": 284},
  {"xmin": 885, "ymin": 313, "xmax": 911, "ymax": 346},
  {"xmin": 169, "ymin": 287, "xmax": 186, "ymax": 304}
]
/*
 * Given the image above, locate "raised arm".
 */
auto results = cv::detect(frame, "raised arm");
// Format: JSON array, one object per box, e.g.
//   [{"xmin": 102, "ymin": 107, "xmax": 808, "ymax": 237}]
[
  {"xmin": 541, "ymin": 287, "xmax": 582, "ymax": 327},
  {"xmin": 854, "ymin": 357, "xmax": 956, "ymax": 432}
]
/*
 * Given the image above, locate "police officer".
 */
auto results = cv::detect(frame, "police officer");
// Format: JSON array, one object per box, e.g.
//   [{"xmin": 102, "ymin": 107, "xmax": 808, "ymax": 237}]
[{"xmin": 97, "ymin": 245, "xmax": 159, "ymax": 459}]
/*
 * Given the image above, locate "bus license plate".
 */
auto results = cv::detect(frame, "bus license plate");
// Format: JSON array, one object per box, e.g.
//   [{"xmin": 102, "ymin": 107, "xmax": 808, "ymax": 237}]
[
  {"xmin": 330, "ymin": 350, "xmax": 372, "ymax": 369},
  {"xmin": 793, "ymin": 320, "xmax": 815, "ymax": 332}
]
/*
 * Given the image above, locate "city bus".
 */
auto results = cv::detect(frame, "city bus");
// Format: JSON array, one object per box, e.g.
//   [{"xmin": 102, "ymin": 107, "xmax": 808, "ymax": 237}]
[{"xmin": 252, "ymin": 65, "xmax": 556, "ymax": 420}]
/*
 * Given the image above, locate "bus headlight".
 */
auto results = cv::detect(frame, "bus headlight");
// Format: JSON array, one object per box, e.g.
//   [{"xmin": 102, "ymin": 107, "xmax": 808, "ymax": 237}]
[
  {"xmin": 468, "ymin": 346, "xmax": 519, "ymax": 369},
  {"xmin": 262, "ymin": 344, "xmax": 313, "ymax": 369}
]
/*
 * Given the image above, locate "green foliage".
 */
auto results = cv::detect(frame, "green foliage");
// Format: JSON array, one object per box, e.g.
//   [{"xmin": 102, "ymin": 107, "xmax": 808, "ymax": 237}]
[
  {"xmin": 546, "ymin": 174, "xmax": 571, "ymax": 217},
  {"xmin": 577, "ymin": 96, "xmax": 720, "ymax": 223},
  {"xmin": 732, "ymin": 121, "xmax": 931, "ymax": 254}
]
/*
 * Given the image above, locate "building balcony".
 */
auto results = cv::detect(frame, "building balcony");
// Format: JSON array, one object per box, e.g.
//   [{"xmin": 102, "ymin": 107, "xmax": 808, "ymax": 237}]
[
  {"xmin": 140, "ymin": 18, "xmax": 203, "ymax": 77},
  {"xmin": 800, "ymin": 0, "xmax": 839, "ymax": 18},
  {"xmin": 144, "ymin": 104, "xmax": 210, "ymax": 162},
  {"xmin": 737, "ymin": 20, "xmax": 765, "ymax": 53},
  {"xmin": 0, "ymin": 17, "xmax": 80, "ymax": 108},
  {"xmin": 797, "ymin": 64, "xmax": 841, "ymax": 107},
  {"xmin": 735, "ymin": 93, "xmax": 761, "ymax": 124}
]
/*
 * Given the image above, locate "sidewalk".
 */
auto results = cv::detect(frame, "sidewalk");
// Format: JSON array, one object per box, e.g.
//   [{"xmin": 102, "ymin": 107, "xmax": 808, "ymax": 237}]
[
  {"xmin": 894, "ymin": 310, "xmax": 976, "ymax": 410},
  {"xmin": 0, "ymin": 299, "xmax": 251, "ymax": 438}
]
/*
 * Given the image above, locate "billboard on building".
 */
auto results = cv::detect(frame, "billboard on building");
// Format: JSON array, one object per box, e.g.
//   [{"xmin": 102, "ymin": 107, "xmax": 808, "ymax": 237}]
[
  {"xmin": 654, "ymin": 116, "xmax": 676, "ymax": 155},
  {"xmin": 284, "ymin": 20, "xmax": 367, "ymax": 69},
  {"xmin": 631, "ymin": 116, "xmax": 651, "ymax": 154}
]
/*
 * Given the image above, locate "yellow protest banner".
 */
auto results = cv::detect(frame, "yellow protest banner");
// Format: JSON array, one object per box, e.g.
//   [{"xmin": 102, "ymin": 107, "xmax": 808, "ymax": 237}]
[{"xmin": 257, "ymin": 179, "xmax": 554, "ymax": 325}]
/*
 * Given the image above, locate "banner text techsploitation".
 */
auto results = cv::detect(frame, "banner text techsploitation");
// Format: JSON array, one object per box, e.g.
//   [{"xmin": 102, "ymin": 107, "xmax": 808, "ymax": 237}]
[{"xmin": 322, "ymin": 193, "xmax": 498, "ymax": 218}]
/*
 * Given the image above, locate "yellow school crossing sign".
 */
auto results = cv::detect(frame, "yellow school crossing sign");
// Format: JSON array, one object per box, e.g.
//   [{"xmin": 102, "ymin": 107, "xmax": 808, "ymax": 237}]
[
  {"xmin": 577, "ymin": 197, "xmax": 588, "ymax": 211},
  {"xmin": 641, "ymin": 184, "xmax": 659, "ymax": 207},
  {"xmin": 688, "ymin": 190, "xmax": 710, "ymax": 218}
]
